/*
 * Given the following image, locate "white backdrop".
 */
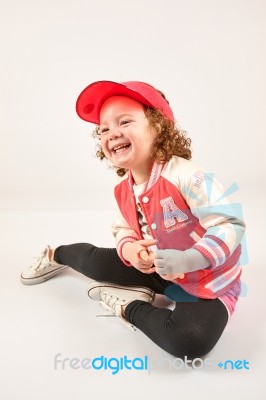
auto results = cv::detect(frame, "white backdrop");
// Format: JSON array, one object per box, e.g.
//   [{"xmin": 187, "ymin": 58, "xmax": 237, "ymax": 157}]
[
  {"xmin": 1, "ymin": 0, "xmax": 264, "ymax": 212},
  {"xmin": 0, "ymin": 1, "xmax": 265, "ymax": 400}
]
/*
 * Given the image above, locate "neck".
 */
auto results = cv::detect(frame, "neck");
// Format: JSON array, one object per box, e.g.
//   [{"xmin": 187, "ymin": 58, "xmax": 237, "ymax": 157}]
[
  {"xmin": 131, "ymin": 160, "xmax": 153, "ymax": 185},
  {"xmin": 132, "ymin": 173, "xmax": 147, "ymax": 185}
]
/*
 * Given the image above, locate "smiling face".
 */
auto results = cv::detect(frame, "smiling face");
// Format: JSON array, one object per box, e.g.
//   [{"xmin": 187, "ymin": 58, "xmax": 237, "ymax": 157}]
[{"xmin": 99, "ymin": 96, "xmax": 157, "ymax": 184}]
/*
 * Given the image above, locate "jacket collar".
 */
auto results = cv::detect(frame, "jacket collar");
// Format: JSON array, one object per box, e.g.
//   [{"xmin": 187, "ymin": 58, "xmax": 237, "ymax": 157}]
[{"xmin": 128, "ymin": 161, "xmax": 165, "ymax": 192}]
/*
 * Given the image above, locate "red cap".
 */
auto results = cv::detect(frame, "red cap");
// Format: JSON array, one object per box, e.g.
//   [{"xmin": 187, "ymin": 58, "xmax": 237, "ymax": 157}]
[{"xmin": 76, "ymin": 80, "xmax": 174, "ymax": 124}]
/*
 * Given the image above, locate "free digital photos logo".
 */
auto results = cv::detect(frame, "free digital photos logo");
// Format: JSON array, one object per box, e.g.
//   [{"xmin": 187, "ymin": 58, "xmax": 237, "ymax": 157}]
[{"xmin": 54, "ymin": 354, "xmax": 250, "ymax": 374}]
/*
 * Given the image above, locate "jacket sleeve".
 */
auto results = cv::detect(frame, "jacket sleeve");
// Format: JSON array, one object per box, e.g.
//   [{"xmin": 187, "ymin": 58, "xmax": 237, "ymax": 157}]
[
  {"xmin": 179, "ymin": 169, "xmax": 246, "ymax": 269},
  {"xmin": 111, "ymin": 202, "xmax": 140, "ymax": 266}
]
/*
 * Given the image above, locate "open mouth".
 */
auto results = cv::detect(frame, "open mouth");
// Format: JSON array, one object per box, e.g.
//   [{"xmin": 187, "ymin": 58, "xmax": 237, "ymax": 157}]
[{"xmin": 112, "ymin": 144, "xmax": 131, "ymax": 154}]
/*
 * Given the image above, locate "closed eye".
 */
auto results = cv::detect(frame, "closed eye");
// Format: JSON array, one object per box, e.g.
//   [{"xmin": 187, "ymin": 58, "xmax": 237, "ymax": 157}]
[
  {"xmin": 100, "ymin": 127, "xmax": 109, "ymax": 135},
  {"xmin": 121, "ymin": 120, "xmax": 131, "ymax": 125}
]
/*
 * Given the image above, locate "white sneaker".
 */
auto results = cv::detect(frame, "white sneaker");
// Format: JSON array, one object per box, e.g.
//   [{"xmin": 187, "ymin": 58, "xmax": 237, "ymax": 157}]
[
  {"xmin": 20, "ymin": 245, "xmax": 68, "ymax": 285},
  {"xmin": 87, "ymin": 281, "xmax": 155, "ymax": 330}
]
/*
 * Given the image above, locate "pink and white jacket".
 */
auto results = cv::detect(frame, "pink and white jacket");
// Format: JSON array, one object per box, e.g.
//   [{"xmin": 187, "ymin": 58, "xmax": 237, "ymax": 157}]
[{"xmin": 112, "ymin": 156, "xmax": 245, "ymax": 300}]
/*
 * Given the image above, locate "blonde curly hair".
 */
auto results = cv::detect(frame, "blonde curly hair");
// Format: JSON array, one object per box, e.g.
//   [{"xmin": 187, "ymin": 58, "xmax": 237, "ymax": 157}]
[{"xmin": 92, "ymin": 91, "xmax": 192, "ymax": 177}]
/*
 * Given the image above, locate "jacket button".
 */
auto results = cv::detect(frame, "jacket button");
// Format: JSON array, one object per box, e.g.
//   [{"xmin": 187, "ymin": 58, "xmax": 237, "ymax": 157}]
[
  {"xmin": 142, "ymin": 196, "xmax": 149, "ymax": 203},
  {"xmin": 151, "ymin": 223, "xmax": 157, "ymax": 230}
]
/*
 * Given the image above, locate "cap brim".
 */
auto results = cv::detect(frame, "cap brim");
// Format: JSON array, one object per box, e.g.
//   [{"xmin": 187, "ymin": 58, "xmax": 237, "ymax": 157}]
[{"xmin": 76, "ymin": 81, "xmax": 155, "ymax": 124}]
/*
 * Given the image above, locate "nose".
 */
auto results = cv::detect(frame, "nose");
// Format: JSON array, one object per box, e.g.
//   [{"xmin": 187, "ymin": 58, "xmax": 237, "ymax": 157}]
[{"xmin": 108, "ymin": 126, "xmax": 122, "ymax": 140}]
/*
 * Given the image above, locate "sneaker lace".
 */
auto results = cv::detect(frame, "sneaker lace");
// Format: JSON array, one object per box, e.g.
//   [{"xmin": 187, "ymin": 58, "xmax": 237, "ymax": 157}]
[
  {"xmin": 31, "ymin": 249, "xmax": 50, "ymax": 272},
  {"xmin": 96, "ymin": 292, "xmax": 136, "ymax": 331}
]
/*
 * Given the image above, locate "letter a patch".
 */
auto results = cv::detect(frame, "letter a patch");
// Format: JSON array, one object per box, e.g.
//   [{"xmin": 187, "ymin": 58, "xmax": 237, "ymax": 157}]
[{"xmin": 160, "ymin": 197, "xmax": 188, "ymax": 228}]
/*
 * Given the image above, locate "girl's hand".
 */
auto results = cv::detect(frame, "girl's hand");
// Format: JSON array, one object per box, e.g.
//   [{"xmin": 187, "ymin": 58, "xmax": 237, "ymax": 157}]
[
  {"xmin": 122, "ymin": 239, "xmax": 157, "ymax": 274},
  {"xmin": 153, "ymin": 249, "xmax": 188, "ymax": 275},
  {"xmin": 152, "ymin": 251, "xmax": 185, "ymax": 280},
  {"xmin": 152, "ymin": 248, "xmax": 209, "ymax": 280}
]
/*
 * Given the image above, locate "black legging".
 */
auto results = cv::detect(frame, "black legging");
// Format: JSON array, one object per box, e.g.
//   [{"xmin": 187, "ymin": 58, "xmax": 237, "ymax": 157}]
[{"xmin": 54, "ymin": 243, "xmax": 228, "ymax": 359}]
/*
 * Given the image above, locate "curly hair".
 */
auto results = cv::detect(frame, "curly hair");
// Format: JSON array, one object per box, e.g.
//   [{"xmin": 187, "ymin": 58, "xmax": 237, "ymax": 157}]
[{"xmin": 92, "ymin": 92, "xmax": 192, "ymax": 177}]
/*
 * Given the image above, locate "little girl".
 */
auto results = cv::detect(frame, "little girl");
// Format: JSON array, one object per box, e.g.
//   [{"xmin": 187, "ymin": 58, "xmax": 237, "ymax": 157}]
[{"xmin": 21, "ymin": 80, "xmax": 245, "ymax": 359}]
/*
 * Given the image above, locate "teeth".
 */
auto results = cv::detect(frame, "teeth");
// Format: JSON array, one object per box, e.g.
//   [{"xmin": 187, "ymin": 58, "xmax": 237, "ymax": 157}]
[{"xmin": 113, "ymin": 144, "xmax": 129, "ymax": 152}]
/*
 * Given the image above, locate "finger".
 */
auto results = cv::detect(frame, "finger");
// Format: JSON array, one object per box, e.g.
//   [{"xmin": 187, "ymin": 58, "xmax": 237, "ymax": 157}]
[
  {"xmin": 155, "ymin": 266, "xmax": 168, "ymax": 275},
  {"xmin": 148, "ymin": 252, "xmax": 155, "ymax": 263},
  {"xmin": 138, "ymin": 249, "xmax": 149, "ymax": 261},
  {"xmin": 139, "ymin": 266, "xmax": 156, "ymax": 274},
  {"xmin": 155, "ymin": 259, "xmax": 165, "ymax": 269},
  {"xmin": 153, "ymin": 249, "xmax": 164, "ymax": 260},
  {"xmin": 138, "ymin": 261, "xmax": 154, "ymax": 269},
  {"xmin": 138, "ymin": 239, "xmax": 158, "ymax": 247}
]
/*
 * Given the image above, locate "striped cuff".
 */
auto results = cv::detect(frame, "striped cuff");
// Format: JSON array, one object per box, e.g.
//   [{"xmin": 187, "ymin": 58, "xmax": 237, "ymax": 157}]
[
  {"xmin": 193, "ymin": 235, "xmax": 230, "ymax": 268},
  {"xmin": 117, "ymin": 236, "xmax": 138, "ymax": 266}
]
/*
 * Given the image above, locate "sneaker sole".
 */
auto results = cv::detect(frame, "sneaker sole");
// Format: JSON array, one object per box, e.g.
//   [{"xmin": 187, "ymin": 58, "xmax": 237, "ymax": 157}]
[
  {"xmin": 20, "ymin": 265, "xmax": 69, "ymax": 285},
  {"xmin": 87, "ymin": 282, "xmax": 155, "ymax": 302}
]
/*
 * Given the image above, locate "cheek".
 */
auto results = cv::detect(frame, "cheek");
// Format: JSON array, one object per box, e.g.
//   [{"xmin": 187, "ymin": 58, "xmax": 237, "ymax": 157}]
[
  {"xmin": 99, "ymin": 141, "xmax": 109, "ymax": 159},
  {"xmin": 100, "ymin": 138, "xmax": 108, "ymax": 151}
]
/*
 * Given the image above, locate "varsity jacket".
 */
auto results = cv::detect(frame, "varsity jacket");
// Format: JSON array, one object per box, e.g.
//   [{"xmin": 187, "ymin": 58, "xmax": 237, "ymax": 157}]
[{"xmin": 112, "ymin": 156, "xmax": 245, "ymax": 299}]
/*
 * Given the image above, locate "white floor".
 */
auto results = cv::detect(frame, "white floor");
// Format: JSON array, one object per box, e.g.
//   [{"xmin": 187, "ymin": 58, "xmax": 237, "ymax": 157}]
[{"xmin": 0, "ymin": 198, "xmax": 265, "ymax": 400}]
